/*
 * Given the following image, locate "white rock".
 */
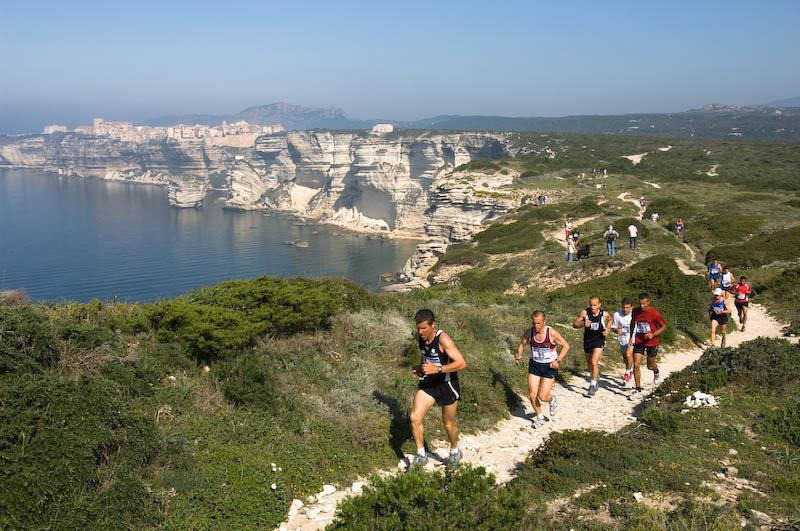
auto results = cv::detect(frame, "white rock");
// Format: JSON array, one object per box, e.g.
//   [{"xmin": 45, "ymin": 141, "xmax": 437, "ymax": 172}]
[
  {"xmin": 633, "ymin": 492, "xmax": 644, "ymax": 502},
  {"xmin": 351, "ymin": 481, "xmax": 366, "ymax": 495},
  {"xmin": 167, "ymin": 375, "xmax": 177, "ymax": 382},
  {"xmin": 270, "ymin": 483, "xmax": 277, "ymax": 490},
  {"xmin": 317, "ymin": 484, "xmax": 336, "ymax": 498},
  {"xmin": 729, "ymin": 449, "xmax": 738, "ymax": 456}
]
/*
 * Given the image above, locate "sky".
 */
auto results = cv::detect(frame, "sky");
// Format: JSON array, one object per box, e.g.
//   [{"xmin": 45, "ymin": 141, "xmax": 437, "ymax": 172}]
[{"xmin": 1, "ymin": 0, "xmax": 799, "ymax": 132}]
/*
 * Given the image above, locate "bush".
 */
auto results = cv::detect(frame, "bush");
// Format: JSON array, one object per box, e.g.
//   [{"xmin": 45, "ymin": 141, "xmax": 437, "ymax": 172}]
[
  {"xmin": 0, "ymin": 373, "xmax": 160, "ymax": 529},
  {"xmin": 143, "ymin": 277, "xmax": 371, "ymax": 362},
  {"xmin": 758, "ymin": 399, "xmax": 800, "ymax": 446},
  {"xmin": 706, "ymin": 225, "xmax": 800, "ymax": 268},
  {"xmin": 687, "ymin": 213, "xmax": 763, "ymax": 244},
  {"xmin": 331, "ymin": 466, "xmax": 523, "ymax": 530},
  {"xmin": 217, "ymin": 351, "xmax": 283, "ymax": 410},
  {"xmin": 0, "ymin": 306, "xmax": 57, "ymax": 373},
  {"xmin": 473, "ymin": 220, "xmax": 544, "ymax": 254}
]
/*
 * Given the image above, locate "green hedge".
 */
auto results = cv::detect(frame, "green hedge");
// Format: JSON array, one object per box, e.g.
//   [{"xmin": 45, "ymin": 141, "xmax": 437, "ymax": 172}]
[
  {"xmin": 142, "ymin": 277, "xmax": 371, "ymax": 362},
  {"xmin": 706, "ymin": 225, "xmax": 800, "ymax": 268}
]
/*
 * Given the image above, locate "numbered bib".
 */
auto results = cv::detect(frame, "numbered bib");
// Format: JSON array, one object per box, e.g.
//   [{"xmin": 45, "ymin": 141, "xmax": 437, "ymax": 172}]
[{"xmin": 635, "ymin": 322, "xmax": 651, "ymax": 334}]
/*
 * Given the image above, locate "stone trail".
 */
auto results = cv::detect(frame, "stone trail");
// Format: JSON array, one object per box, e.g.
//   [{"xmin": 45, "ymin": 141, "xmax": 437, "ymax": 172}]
[{"xmin": 278, "ymin": 299, "xmax": 786, "ymax": 530}]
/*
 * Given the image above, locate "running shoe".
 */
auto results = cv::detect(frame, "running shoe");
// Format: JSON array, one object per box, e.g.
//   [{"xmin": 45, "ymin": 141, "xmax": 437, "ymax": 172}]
[
  {"xmin": 446, "ymin": 449, "xmax": 463, "ymax": 467},
  {"xmin": 586, "ymin": 384, "xmax": 598, "ymax": 397},
  {"xmin": 411, "ymin": 453, "xmax": 428, "ymax": 467},
  {"xmin": 740, "ymin": 326, "xmax": 746, "ymax": 332},
  {"xmin": 549, "ymin": 395, "xmax": 559, "ymax": 418},
  {"xmin": 653, "ymin": 371, "xmax": 661, "ymax": 385},
  {"xmin": 532, "ymin": 416, "xmax": 546, "ymax": 429},
  {"xmin": 628, "ymin": 389, "xmax": 644, "ymax": 401}
]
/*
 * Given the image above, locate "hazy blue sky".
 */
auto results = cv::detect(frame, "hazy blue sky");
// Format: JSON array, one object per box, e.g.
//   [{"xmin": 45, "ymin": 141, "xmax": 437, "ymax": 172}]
[{"xmin": 1, "ymin": 0, "xmax": 799, "ymax": 131}]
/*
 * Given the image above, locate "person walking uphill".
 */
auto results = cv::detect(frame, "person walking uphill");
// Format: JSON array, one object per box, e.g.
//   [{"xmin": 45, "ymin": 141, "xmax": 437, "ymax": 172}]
[
  {"xmin": 732, "ymin": 276, "xmax": 754, "ymax": 332},
  {"xmin": 410, "ymin": 309, "xmax": 467, "ymax": 467},
  {"xmin": 627, "ymin": 223, "xmax": 638, "ymax": 249},
  {"xmin": 573, "ymin": 296, "xmax": 611, "ymax": 397},
  {"xmin": 604, "ymin": 225, "xmax": 619, "ymax": 256},
  {"xmin": 515, "ymin": 310, "xmax": 570, "ymax": 428},
  {"xmin": 628, "ymin": 292, "xmax": 667, "ymax": 401},
  {"xmin": 709, "ymin": 288, "xmax": 732, "ymax": 347}
]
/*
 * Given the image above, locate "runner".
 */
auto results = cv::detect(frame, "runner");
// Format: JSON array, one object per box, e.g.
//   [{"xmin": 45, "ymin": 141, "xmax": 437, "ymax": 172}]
[
  {"xmin": 675, "ymin": 218, "xmax": 685, "ymax": 241},
  {"xmin": 708, "ymin": 258, "xmax": 722, "ymax": 289},
  {"xmin": 572, "ymin": 296, "xmax": 611, "ymax": 397},
  {"xmin": 515, "ymin": 310, "xmax": 570, "ymax": 428},
  {"xmin": 720, "ymin": 266, "xmax": 735, "ymax": 301},
  {"xmin": 628, "ymin": 223, "xmax": 638, "ymax": 249},
  {"xmin": 410, "ymin": 309, "xmax": 467, "ymax": 467},
  {"xmin": 628, "ymin": 292, "xmax": 667, "ymax": 401},
  {"xmin": 708, "ymin": 288, "xmax": 733, "ymax": 347},
  {"xmin": 604, "ymin": 225, "xmax": 619, "ymax": 256},
  {"xmin": 732, "ymin": 276, "xmax": 754, "ymax": 332},
  {"xmin": 612, "ymin": 297, "xmax": 634, "ymax": 385}
]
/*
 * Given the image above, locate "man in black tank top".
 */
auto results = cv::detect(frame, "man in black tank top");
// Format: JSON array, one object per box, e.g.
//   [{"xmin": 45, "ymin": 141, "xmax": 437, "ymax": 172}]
[
  {"xmin": 410, "ymin": 309, "xmax": 467, "ymax": 467},
  {"xmin": 572, "ymin": 296, "xmax": 611, "ymax": 397}
]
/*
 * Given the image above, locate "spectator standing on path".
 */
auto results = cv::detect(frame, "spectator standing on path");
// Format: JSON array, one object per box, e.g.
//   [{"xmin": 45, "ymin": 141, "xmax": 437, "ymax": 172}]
[
  {"xmin": 628, "ymin": 223, "xmax": 638, "ymax": 249},
  {"xmin": 604, "ymin": 225, "xmax": 619, "ymax": 256},
  {"xmin": 567, "ymin": 237, "xmax": 577, "ymax": 263},
  {"xmin": 732, "ymin": 276, "xmax": 754, "ymax": 332},
  {"xmin": 571, "ymin": 228, "xmax": 580, "ymax": 246},
  {"xmin": 564, "ymin": 218, "xmax": 573, "ymax": 241},
  {"xmin": 651, "ymin": 212, "xmax": 659, "ymax": 223},
  {"xmin": 639, "ymin": 195, "xmax": 647, "ymax": 209}
]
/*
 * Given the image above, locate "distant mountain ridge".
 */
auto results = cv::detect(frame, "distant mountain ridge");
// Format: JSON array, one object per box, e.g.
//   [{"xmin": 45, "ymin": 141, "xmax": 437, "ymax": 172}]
[
  {"xmin": 768, "ymin": 96, "xmax": 800, "ymax": 108},
  {"xmin": 141, "ymin": 100, "xmax": 800, "ymax": 142}
]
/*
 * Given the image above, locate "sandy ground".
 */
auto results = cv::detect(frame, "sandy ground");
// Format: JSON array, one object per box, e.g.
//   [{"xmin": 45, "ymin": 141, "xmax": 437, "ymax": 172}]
[
  {"xmin": 658, "ymin": 145, "xmax": 673, "ymax": 152},
  {"xmin": 643, "ymin": 181, "xmax": 662, "ymax": 189},
  {"xmin": 616, "ymin": 192, "xmax": 645, "ymax": 220},
  {"xmin": 707, "ymin": 165, "xmax": 719, "ymax": 177},
  {"xmin": 550, "ymin": 216, "xmax": 599, "ymax": 249},
  {"xmin": 278, "ymin": 261, "xmax": 786, "ymax": 530},
  {"xmin": 622, "ymin": 153, "xmax": 649, "ymax": 165}
]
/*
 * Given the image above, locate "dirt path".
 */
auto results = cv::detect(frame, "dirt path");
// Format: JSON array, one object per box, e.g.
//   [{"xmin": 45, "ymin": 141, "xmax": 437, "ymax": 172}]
[
  {"xmin": 616, "ymin": 192, "xmax": 645, "ymax": 220},
  {"xmin": 550, "ymin": 215, "xmax": 599, "ymax": 249},
  {"xmin": 279, "ymin": 290, "xmax": 786, "ymax": 530}
]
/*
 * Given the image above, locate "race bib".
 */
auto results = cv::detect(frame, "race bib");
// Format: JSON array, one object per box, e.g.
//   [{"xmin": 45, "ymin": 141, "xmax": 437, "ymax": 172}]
[
  {"xmin": 590, "ymin": 322, "xmax": 600, "ymax": 331},
  {"xmin": 531, "ymin": 347, "xmax": 555, "ymax": 361},
  {"xmin": 635, "ymin": 322, "xmax": 651, "ymax": 334},
  {"xmin": 713, "ymin": 306, "xmax": 724, "ymax": 314},
  {"xmin": 737, "ymin": 293, "xmax": 746, "ymax": 300}
]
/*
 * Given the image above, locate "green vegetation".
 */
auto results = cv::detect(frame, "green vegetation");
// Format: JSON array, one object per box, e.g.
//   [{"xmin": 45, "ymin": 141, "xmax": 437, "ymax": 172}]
[
  {"xmin": 332, "ymin": 339, "xmax": 800, "ymax": 529},
  {"xmin": 706, "ymin": 225, "xmax": 800, "ymax": 268}
]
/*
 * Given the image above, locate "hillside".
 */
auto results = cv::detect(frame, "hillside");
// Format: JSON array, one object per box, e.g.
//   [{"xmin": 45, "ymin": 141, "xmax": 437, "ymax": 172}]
[{"xmin": 3, "ymin": 131, "xmax": 800, "ymax": 529}]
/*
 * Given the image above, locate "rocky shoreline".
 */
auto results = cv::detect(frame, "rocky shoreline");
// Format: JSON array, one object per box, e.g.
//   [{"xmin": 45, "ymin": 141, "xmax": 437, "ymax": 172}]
[{"xmin": 0, "ymin": 130, "xmax": 526, "ymax": 289}]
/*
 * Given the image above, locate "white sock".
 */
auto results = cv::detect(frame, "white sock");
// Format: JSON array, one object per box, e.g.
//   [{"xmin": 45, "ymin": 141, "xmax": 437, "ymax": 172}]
[
  {"xmin": 417, "ymin": 447, "xmax": 426, "ymax": 456},
  {"xmin": 450, "ymin": 447, "xmax": 459, "ymax": 455},
  {"xmin": 591, "ymin": 380, "xmax": 597, "ymax": 387}
]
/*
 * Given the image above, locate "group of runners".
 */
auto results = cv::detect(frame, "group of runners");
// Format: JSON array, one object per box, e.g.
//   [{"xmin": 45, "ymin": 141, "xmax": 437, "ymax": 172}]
[
  {"xmin": 408, "ymin": 292, "xmax": 667, "ymax": 467},
  {"xmin": 707, "ymin": 258, "xmax": 753, "ymax": 346}
]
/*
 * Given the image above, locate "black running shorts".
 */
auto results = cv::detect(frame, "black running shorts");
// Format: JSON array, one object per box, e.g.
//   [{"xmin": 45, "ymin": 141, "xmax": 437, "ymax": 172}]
[
  {"xmin": 419, "ymin": 379, "xmax": 461, "ymax": 406},
  {"xmin": 632, "ymin": 344, "xmax": 659, "ymax": 357},
  {"xmin": 735, "ymin": 301, "xmax": 749, "ymax": 309},
  {"xmin": 528, "ymin": 359, "xmax": 558, "ymax": 379},
  {"xmin": 711, "ymin": 314, "xmax": 729, "ymax": 325},
  {"xmin": 583, "ymin": 339, "xmax": 605, "ymax": 354}
]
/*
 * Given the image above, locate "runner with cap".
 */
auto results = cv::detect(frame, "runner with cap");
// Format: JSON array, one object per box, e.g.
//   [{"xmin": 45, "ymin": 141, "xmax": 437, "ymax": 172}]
[{"xmin": 709, "ymin": 287, "xmax": 733, "ymax": 347}]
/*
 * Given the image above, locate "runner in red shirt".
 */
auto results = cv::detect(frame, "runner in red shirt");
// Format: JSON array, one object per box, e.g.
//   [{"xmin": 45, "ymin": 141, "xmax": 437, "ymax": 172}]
[
  {"xmin": 732, "ymin": 276, "xmax": 754, "ymax": 332},
  {"xmin": 627, "ymin": 292, "xmax": 667, "ymax": 400}
]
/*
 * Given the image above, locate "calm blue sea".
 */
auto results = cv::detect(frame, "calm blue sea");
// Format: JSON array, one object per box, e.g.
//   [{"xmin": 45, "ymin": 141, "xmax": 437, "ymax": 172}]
[{"xmin": 0, "ymin": 169, "xmax": 417, "ymax": 302}]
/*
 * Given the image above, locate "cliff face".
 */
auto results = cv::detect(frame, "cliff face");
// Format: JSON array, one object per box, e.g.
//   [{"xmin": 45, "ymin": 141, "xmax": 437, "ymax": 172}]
[
  {"xmin": 226, "ymin": 131, "xmax": 513, "ymax": 237},
  {"xmin": 0, "ymin": 131, "xmax": 519, "ymax": 283}
]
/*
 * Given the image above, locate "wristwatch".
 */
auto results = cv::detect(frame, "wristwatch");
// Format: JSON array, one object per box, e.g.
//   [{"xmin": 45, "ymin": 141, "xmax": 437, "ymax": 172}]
[{"xmin": 437, "ymin": 366, "xmax": 443, "ymax": 374}]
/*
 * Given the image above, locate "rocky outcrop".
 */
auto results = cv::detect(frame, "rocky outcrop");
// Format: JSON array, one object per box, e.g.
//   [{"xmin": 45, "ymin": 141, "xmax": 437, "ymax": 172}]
[
  {"xmin": 168, "ymin": 178, "xmax": 210, "ymax": 208},
  {"xmin": 1, "ymin": 130, "xmax": 519, "ymax": 285}
]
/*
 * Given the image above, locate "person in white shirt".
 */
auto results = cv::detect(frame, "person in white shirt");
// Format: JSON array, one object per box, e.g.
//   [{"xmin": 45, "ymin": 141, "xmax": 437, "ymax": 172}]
[
  {"xmin": 650, "ymin": 212, "xmax": 659, "ymax": 223},
  {"xmin": 628, "ymin": 224, "xmax": 638, "ymax": 249},
  {"xmin": 612, "ymin": 298, "xmax": 634, "ymax": 385}
]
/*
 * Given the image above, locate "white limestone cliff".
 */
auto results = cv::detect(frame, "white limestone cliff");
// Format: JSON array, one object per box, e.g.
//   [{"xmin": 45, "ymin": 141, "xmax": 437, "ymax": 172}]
[{"xmin": 168, "ymin": 178, "xmax": 210, "ymax": 208}]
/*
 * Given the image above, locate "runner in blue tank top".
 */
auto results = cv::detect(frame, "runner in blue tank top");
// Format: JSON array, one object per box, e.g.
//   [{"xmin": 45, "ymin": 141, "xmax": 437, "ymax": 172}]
[
  {"xmin": 410, "ymin": 309, "xmax": 467, "ymax": 468},
  {"xmin": 708, "ymin": 288, "xmax": 732, "ymax": 347},
  {"xmin": 708, "ymin": 259, "xmax": 722, "ymax": 289}
]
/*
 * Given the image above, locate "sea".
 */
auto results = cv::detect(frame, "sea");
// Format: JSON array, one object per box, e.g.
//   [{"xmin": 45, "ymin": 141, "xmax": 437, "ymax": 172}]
[{"xmin": 0, "ymin": 169, "xmax": 418, "ymax": 303}]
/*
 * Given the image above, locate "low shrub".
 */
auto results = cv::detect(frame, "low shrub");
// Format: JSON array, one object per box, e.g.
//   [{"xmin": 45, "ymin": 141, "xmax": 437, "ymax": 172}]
[
  {"xmin": 331, "ymin": 466, "xmax": 523, "ymax": 530},
  {"xmin": 142, "ymin": 277, "xmax": 371, "ymax": 362},
  {"xmin": 217, "ymin": 351, "xmax": 284, "ymax": 410},
  {"xmin": 758, "ymin": 399, "xmax": 800, "ymax": 447},
  {"xmin": 706, "ymin": 225, "xmax": 800, "ymax": 268},
  {"xmin": 687, "ymin": 213, "xmax": 763, "ymax": 244},
  {"xmin": 0, "ymin": 306, "xmax": 57, "ymax": 373},
  {"xmin": 473, "ymin": 220, "xmax": 544, "ymax": 254},
  {"xmin": 0, "ymin": 373, "xmax": 160, "ymax": 529}
]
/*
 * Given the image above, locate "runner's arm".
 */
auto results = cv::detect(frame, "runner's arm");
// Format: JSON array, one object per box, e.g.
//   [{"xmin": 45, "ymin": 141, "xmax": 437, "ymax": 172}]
[
  {"xmin": 424, "ymin": 332, "xmax": 466, "ymax": 374},
  {"xmin": 550, "ymin": 328, "xmax": 570, "ymax": 363},
  {"xmin": 652, "ymin": 314, "xmax": 667, "ymax": 338},
  {"xmin": 515, "ymin": 329, "xmax": 531, "ymax": 366},
  {"xmin": 572, "ymin": 309, "xmax": 587, "ymax": 329},
  {"xmin": 603, "ymin": 311, "xmax": 611, "ymax": 336}
]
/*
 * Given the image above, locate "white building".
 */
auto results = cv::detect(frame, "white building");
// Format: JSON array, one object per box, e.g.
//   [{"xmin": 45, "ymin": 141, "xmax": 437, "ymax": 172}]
[
  {"xmin": 371, "ymin": 123, "xmax": 394, "ymax": 134},
  {"xmin": 43, "ymin": 125, "xmax": 67, "ymax": 134}
]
